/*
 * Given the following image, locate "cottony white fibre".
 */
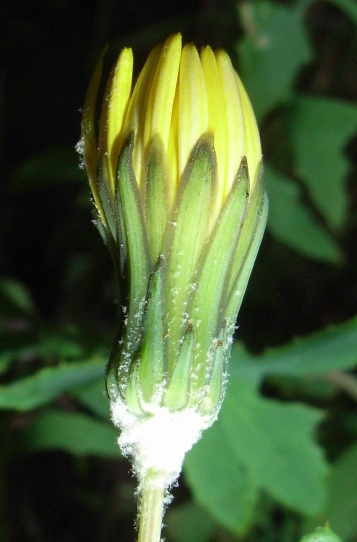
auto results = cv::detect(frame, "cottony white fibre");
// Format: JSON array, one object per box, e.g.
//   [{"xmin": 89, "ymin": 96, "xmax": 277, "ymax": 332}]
[{"xmin": 110, "ymin": 399, "xmax": 211, "ymax": 489}]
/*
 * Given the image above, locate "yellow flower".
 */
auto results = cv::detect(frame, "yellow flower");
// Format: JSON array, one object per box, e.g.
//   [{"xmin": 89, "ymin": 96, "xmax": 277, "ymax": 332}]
[
  {"xmin": 79, "ymin": 33, "xmax": 267, "ymax": 430},
  {"xmin": 81, "ymin": 33, "xmax": 261, "ymax": 248}
]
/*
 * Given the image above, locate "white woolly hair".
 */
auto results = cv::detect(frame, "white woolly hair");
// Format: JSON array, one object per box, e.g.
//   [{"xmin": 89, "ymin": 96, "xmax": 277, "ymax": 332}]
[{"xmin": 110, "ymin": 398, "xmax": 212, "ymax": 491}]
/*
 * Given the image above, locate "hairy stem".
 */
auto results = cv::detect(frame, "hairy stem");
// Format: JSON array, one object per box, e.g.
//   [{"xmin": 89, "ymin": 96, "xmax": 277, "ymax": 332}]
[{"xmin": 137, "ymin": 469, "xmax": 166, "ymax": 542}]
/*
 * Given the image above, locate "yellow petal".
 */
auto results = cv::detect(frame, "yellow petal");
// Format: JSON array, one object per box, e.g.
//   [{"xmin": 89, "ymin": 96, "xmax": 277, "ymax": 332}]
[
  {"xmin": 235, "ymin": 73, "xmax": 261, "ymax": 192},
  {"xmin": 124, "ymin": 44, "xmax": 162, "ymax": 188},
  {"xmin": 106, "ymin": 48, "xmax": 133, "ymax": 192},
  {"xmin": 144, "ymin": 34, "xmax": 182, "ymax": 154},
  {"xmin": 200, "ymin": 45, "xmax": 226, "ymax": 221},
  {"xmin": 216, "ymin": 50, "xmax": 244, "ymax": 198},
  {"xmin": 167, "ymin": 83, "xmax": 179, "ymax": 200},
  {"xmin": 178, "ymin": 44, "xmax": 208, "ymax": 180}
]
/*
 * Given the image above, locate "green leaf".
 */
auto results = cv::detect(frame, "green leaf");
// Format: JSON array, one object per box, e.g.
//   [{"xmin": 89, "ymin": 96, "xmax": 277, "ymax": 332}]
[
  {"xmin": 330, "ymin": 0, "xmax": 357, "ymax": 23},
  {"xmin": 20, "ymin": 409, "xmax": 120, "ymax": 458},
  {"xmin": 165, "ymin": 501, "xmax": 215, "ymax": 542},
  {"xmin": 288, "ymin": 94, "xmax": 357, "ymax": 229},
  {"xmin": 265, "ymin": 163, "xmax": 342, "ymax": 262},
  {"xmin": 0, "ymin": 340, "xmax": 34, "ymax": 376},
  {"xmin": 0, "ymin": 278, "xmax": 35, "ymax": 316},
  {"xmin": 237, "ymin": 1, "xmax": 312, "ymax": 120},
  {"xmin": 220, "ymin": 377, "xmax": 327, "ymax": 515},
  {"xmin": 184, "ymin": 416, "xmax": 258, "ymax": 535},
  {"xmin": 327, "ymin": 443, "xmax": 357, "ymax": 540},
  {"xmin": 0, "ymin": 331, "xmax": 85, "ymax": 378},
  {"xmin": 35, "ymin": 333, "xmax": 84, "ymax": 359},
  {"xmin": 72, "ymin": 378, "xmax": 110, "ymax": 419},
  {"xmin": 13, "ymin": 147, "xmax": 85, "ymax": 190},
  {"xmin": 231, "ymin": 315, "xmax": 357, "ymax": 378},
  {"xmin": 0, "ymin": 358, "xmax": 105, "ymax": 411},
  {"xmin": 185, "ymin": 377, "xmax": 327, "ymax": 534},
  {"xmin": 271, "ymin": 374, "xmax": 336, "ymax": 401},
  {"xmin": 0, "ymin": 352, "xmax": 15, "ymax": 376}
]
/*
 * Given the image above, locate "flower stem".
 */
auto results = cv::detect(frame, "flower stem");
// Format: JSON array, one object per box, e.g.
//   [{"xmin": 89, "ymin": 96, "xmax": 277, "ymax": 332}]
[{"xmin": 137, "ymin": 469, "xmax": 166, "ymax": 542}]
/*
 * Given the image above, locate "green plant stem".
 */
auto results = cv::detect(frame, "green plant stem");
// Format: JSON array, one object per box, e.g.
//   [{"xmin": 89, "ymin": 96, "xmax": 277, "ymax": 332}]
[{"xmin": 137, "ymin": 469, "xmax": 166, "ymax": 542}]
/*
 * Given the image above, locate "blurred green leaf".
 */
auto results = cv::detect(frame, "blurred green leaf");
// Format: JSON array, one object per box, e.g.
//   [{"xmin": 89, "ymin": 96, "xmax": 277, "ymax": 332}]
[
  {"xmin": 265, "ymin": 163, "xmax": 342, "ymax": 262},
  {"xmin": 0, "ymin": 352, "xmax": 15, "ymax": 376},
  {"xmin": 35, "ymin": 333, "xmax": 85, "ymax": 359},
  {"xmin": 267, "ymin": 374, "xmax": 336, "ymax": 401},
  {"xmin": 165, "ymin": 501, "xmax": 215, "ymax": 542},
  {"xmin": 0, "ymin": 331, "xmax": 85, "ymax": 377},
  {"xmin": 20, "ymin": 409, "xmax": 120, "ymax": 458},
  {"xmin": 287, "ymin": 94, "xmax": 357, "ymax": 229},
  {"xmin": 72, "ymin": 378, "xmax": 110, "ymax": 419},
  {"xmin": 237, "ymin": 0, "xmax": 311, "ymax": 120},
  {"xmin": 0, "ymin": 278, "xmax": 35, "ymax": 316},
  {"xmin": 231, "ymin": 315, "xmax": 357, "ymax": 378},
  {"xmin": 185, "ymin": 413, "xmax": 258, "ymax": 535},
  {"xmin": 12, "ymin": 147, "xmax": 85, "ymax": 191},
  {"xmin": 185, "ymin": 377, "xmax": 327, "ymax": 534},
  {"xmin": 221, "ymin": 377, "xmax": 327, "ymax": 515},
  {"xmin": 331, "ymin": 0, "xmax": 357, "ymax": 22},
  {"xmin": 327, "ymin": 443, "xmax": 357, "ymax": 540},
  {"xmin": 0, "ymin": 357, "xmax": 105, "ymax": 411},
  {"xmin": 0, "ymin": 346, "xmax": 32, "ymax": 376}
]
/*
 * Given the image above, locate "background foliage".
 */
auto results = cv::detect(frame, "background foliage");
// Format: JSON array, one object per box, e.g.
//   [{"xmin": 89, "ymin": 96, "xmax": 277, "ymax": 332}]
[{"xmin": 1, "ymin": 0, "xmax": 357, "ymax": 540}]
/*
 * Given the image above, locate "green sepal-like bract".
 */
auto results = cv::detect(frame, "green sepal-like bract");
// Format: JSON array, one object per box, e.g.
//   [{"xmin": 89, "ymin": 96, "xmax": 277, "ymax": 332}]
[
  {"xmin": 225, "ymin": 164, "xmax": 268, "ymax": 322},
  {"xmin": 136, "ymin": 268, "xmax": 165, "ymax": 408},
  {"xmin": 104, "ymin": 132, "xmax": 267, "ymax": 425},
  {"xmin": 144, "ymin": 135, "xmax": 170, "ymax": 266},
  {"xmin": 106, "ymin": 136, "xmax": 150, "ymax": 402},
  {"xmin": 162, "ymin": 135, "xmax": 216, "ymax": 371},
  {"xmin": 188, "ymin": 158, "xmax": 250, "ymax": 402},
  {"xmin": 164, "ymin": 328, "xmax": 195, "ymax": 411}
]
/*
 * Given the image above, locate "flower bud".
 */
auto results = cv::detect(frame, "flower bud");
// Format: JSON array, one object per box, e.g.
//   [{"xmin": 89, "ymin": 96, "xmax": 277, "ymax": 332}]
[{"xmin": 78, "ymin": 33, "xmax": 267, "ymax": 485}]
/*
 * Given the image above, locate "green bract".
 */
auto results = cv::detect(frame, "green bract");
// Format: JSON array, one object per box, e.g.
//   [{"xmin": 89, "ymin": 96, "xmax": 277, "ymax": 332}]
[{"xmin": 79, "ymin": 32, "xmax": 267, "ymax": 428}]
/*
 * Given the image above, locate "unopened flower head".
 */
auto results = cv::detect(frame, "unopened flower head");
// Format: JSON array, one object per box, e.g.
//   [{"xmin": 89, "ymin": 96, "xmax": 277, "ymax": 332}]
[{"xmin": 78, "ymin": 33, "xmax": 267, "ymax": 483}]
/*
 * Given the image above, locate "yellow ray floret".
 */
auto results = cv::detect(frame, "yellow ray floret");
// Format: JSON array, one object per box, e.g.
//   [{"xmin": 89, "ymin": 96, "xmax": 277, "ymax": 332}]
[
  {"xmin": 105, "ymin": 48, "xmax": 133, "ymax": 193},
  {"xmin": 144, "ymin": 34, "xmax": 182, "ymax": 158},
  {"xmin": 81, "ymin": 33, "xmax": 262, "ymax": 216},
  {"xmin": 177, "ymin": 43, "xmax": 209, "ymax": 181},
  {"xmin": 200, "ymin": 45, "xmax": 227, "ymax": 219},
  {"xmin": 215, "ymin": 49, "xmax": 245, "ymax": 199}
]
